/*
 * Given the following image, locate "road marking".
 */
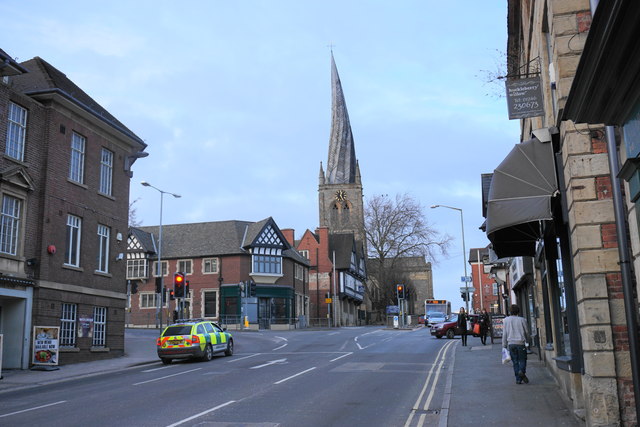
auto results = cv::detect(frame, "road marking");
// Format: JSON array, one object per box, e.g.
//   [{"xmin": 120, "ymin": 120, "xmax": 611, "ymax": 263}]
[
  {"xmin": 327, "ymin": 332, "xmax": 340, "ymax": 336},
  {"xmin": 274, "ymin": 367, "xmax": 316, "ymax": 384},
  {"xmin": 250, "ymin": 358, "xmax": 287, "ymax": 369},
  {"xmin": 273, "ymin": 336, "xmax": 288, "ymax": 351},
  {"xmin": 404, "ymin": 340, "xmax": 456, "ymax": 427},
  {"xmin": 0, "ymin": 401, "xmax": 67, "ymax": 418},
  {"xmin": 330, "ymin": 352, "xmax": 352, "ymax": 362},
  {"xmin": 227, "ymin": 353, "xmax": 261, "ymax": 363},
  {"xmin": 142, "ymin": 365, "xmax": 175, "ymax": 372},
  {"xmin": 133, "ymin": 368, "xmax": 202, "ymax": 386},
  {"xmin": 165, "ymin": 400, "xmax": 235, "ymax": 427}
]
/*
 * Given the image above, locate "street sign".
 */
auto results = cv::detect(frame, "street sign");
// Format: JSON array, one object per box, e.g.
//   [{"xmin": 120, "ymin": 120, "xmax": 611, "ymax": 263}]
[
  {"xmin": 325, "ymin": 298, "xmax": 332, "ymax": 304},
  {"xmin": 460, "ymin": 276, "xmax": 472, "ymax": 282}
]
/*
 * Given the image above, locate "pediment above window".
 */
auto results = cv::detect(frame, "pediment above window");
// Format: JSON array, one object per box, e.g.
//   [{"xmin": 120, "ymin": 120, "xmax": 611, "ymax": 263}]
[{"xmin": 0, "ymin": 165, "xmax": 35, "ymax": 192}]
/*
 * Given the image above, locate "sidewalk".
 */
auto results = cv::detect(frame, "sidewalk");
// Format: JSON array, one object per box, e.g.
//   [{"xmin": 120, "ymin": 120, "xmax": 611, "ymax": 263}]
[{"xmin": 443, "ymin": 337, "xmax": 584, "ymax": 426}]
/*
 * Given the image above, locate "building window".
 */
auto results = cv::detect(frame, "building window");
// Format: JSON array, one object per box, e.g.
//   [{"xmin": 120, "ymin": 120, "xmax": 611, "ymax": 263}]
[
  {"xmin": 60, "ymin": 303, "xmax": 77, "ymax": 347},
  {"xmin": 96, "ymin": 224, "xmax": 110, "ymax": 273},
  {"xmin": 295, "ymin": 264, "xmax": 304, "ymax": 280},
  {"xmin": 69, "ymin": 132, "xmax": 86, "ymax": 184},
  {"xmin": 299, "ymin": 250, "xmax": 309, "ymax": 260},
  {"xmin": 140, "ymin": 292, "xmax": 158, "ymax": 309},
  {"xmin": 0, "ymin": 195, "xmax": 21, "ymax": 255},
  {"xmin": 253, "ymin": 254, "xmax": 281, "ymax": 274},
  {"xmin": 493, "ymin": 283, "xmax": 498, "ymax": 296},
  {"xmin": 178, "ymin": 259, "xmax": 192, "ymax": 275},
  {"xmin": 99, "ymin": 148, "xmax": 113, "ymax": 196},
  {"xmin": 127, "ymin": 258, "xmax": 148, "ymax": 279},
  {"xmin": 92, "ymin": 306, "xmax": 107, "ymax": 347},
  {"xmin": 65, "ymin": 214, "xmax": 82, "ymax": 267},
  {"xmin": 6, "ymin": 102, "xmax": 27, "ymax": 161},
  {"xmin": 203, "ymin": 290, "xmax": 217, "ymax": 317},
  {"xmin": 202, "ymin": 258, "xmax": 218, "ymax": 274},
  {"xmin": 152, "ymin": 260, "xmax": 168, "ymax": 277}
]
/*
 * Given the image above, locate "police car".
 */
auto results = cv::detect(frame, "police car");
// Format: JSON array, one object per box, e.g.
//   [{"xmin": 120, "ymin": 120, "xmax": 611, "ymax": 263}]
[{"xmin": 157, "ymin": 319, "xmax": 233, "ymax": 364}]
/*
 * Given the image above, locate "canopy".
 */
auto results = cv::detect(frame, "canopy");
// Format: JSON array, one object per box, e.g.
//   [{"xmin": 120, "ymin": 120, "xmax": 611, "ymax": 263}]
[{"xmin": 486, "ymin": 138, "xmax": 557, "ymax": 258}]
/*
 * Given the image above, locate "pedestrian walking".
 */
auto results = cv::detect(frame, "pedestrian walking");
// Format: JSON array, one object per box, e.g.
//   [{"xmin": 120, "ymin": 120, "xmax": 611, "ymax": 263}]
[
  {"xmin": 479, "ymin": 308, "xmax": 490, "ymax": 345},
  {"xmin": 502, "ymin": 304, "xmax": 531, "ymax": 384},
  {"xmin": 457, "ymin": 307, "xmax": 469, "ymax": 346}
]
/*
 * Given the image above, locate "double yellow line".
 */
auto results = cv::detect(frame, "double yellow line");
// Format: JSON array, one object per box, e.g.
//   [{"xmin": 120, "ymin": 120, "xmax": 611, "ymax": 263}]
[{"xmin": 404, "ymin": 339, "xmax": 457, "ymax": 427}]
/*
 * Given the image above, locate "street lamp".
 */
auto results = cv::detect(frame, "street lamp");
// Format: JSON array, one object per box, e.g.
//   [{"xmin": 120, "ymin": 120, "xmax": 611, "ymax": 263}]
[
  {"xmin": 141, "ymin": 181, "xmax": 181, "ymax": 328},
  {"xmin": 430, "ymin": 204, "xmax": 470, "ymax": 313}
]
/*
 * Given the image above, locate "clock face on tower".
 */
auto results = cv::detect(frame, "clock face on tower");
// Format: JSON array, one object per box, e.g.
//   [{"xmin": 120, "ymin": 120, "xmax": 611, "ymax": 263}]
[{"xmin": 335, "ymin": 190, "xmax": 347, "ymax": 201}]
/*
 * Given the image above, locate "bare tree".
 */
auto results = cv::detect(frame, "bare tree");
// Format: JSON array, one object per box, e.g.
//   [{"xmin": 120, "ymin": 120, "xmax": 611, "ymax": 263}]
[
  {"xmin": 364, "ymin": 193, "xmax": 451, "ymax": 315},
  {"xmin": 129, "ymin": 198, "xmax": 142, "ymax": 228}
]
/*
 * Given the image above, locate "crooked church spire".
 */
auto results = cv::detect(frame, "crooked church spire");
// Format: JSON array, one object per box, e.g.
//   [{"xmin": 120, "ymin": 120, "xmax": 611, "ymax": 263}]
[{"xmin": 326, "ymin": 53, "xmax": 357, "ymax": 185}]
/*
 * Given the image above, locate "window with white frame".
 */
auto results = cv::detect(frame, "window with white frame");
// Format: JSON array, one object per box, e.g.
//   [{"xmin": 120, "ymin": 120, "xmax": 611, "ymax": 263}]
[
  {"xmin": 60, "ymin": 303, "xmax": 77, "ymax": 347},
  {"xmin": 99, "ymin": 148, "xmax": 113, "ymax": 196},
  {"xmin": 6, "ymin": 102, "xmax": 27, "ymax": 161},
  {"xmin": 127, "ymin": 258, "xmax": 148, "ymax": 279},
  {"xmin": 152, "ymin": 260, "xmax": 168, "ymax": 277},
  {"xmin": 178, "ymin": 259, "xmax": 192, "ymax": 275},
  {"xmin": 96, "ymin": 224, "xmax": 110, "ymax": 273},
  {"xmin": 69, "ymin": 132, "xmax": 86, "ymax": 184},
  {"xmin": 92, "ymin": 306, "xmax": 107, "ymax": 347},
  {"xmin": 0, "ymin": 194, "xmax": 21, "ymax": 255},
  {"xmin": 252, "ymin": 247, "xmax": 282, "ymax": 275},
  {"xmin": 299, "ymin": 250, "xmax": 309, "ymax": 260},
  {"xmin": 202, "ymin": 258, "xmax": 218, "ymax": 274},
  {"xmin": 65, "ymin": 214, "xmax": 82, "ymax": 267},
  {"xmin": 203, "ymin": 290, "xmax": 218, "ymax": 317},
  {"xmin": 140, "ymin": 292, "xmax": 158, "ymax": 308},
  {"xmin": 493, "ymin": 283, "xmax": 499, "ymax": 296},
  {"xmin": 295, "ymin": 264, "xmax": 304, "ymax": 280}
]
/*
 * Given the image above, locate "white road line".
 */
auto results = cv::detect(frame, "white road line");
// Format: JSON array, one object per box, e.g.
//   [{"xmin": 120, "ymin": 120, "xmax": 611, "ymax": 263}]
[
  {"xmin": 404, "ymin": 340, "xmax": 456, "ymax": 427},
  {"xmin": 274, "ymin": 367, "xmax": 316, "ymax": 384},
  {"xmin": 133, "ymin": 368, "xmax": 202, "ymax": 386},
  {"xmin": 330, "ymin": 352, "xmax": 352, "ymax": 362},
  {"xmin": 0, "ymin": 401, "xmax": 67, "ymax": 418},
  {"xmin": 250, "ymin": 358, "xmax": 287, "ymax": 369},
  {"xmin": 142, "ymin": 365, "xmax": 175, "ymax": 372},
  {"xmin": 165, "ymin": 400, "xmax": 235, "ymax": 427},
  {"xmin": 273, "ymin": 343, "xmax": 288, "ymax": 351},
  {"xmin": 327, "ymin": 332, "xmax": 340, "ymax": 336},
  {"xmin": 227, "ymin": 353, "xmax": 261, "ymax": 363}
]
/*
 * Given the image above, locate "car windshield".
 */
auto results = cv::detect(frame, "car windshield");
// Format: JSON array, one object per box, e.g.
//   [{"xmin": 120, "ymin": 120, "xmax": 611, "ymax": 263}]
[
  {"xmin": 428, "ymin": 312, "xmax": 445, "ymax": 318},
  {"xmin": 448, "ymin": 316, "xmax": 458, "ymax": 323},
  {"xmin": 162, "ymin": 325, "xmax": 192, "ymax": 336}
]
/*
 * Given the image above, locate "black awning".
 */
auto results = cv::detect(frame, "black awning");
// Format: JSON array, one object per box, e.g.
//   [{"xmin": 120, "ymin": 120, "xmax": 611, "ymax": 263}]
[{"xmin": 486, "ymin": 138, "xmax": 557, "ymax": 258}]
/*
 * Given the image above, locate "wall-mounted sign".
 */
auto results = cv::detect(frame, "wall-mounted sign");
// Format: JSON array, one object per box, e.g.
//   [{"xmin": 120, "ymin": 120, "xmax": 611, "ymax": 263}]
[{"xmin": 505, "ymin": 77, "xmax": 545, "ymax": 119}]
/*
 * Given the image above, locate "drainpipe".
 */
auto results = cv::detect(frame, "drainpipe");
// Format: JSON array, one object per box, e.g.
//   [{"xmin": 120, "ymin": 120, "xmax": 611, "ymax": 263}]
[{"xmin": 589, "ymin": 0, "xmax": 640, "ymax": 419}]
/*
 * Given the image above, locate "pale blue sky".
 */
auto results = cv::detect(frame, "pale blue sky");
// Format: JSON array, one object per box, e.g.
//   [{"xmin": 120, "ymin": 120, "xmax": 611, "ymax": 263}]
[{"xmin": 2, "ymin": 1, "xmax": 521, "ymax": 309}]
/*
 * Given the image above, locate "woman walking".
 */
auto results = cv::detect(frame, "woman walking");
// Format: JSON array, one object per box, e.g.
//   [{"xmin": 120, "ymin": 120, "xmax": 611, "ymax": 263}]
[
  {"xmin": 457, "ymin": 307, "xmax": 469, "ymax": 346},
  {"xmin": 479, "ymin": 308, "xmax": 490, "ymax": 345}
]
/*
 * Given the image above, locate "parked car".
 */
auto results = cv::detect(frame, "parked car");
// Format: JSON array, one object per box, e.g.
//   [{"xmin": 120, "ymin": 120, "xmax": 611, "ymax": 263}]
[
  {"xmin": 425, "ymin": 311, "xmax": 447, "ymax": 327},
  {"xmin": 157, "ymin": 319, "xmax": 233, "ymax": 364},
  {"xmin": 430, "ymin": 314, "xmax": 480, "ymax": 339},
  {"xmin": 418, "ymin": 315, "xmax": 426, "ymax": 325}
]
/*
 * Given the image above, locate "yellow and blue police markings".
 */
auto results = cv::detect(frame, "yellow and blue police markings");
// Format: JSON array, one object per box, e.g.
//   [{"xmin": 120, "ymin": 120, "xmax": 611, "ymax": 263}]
[{"xmin": 157, "ymin": 319, "xmax": 233, "ymax": 364}]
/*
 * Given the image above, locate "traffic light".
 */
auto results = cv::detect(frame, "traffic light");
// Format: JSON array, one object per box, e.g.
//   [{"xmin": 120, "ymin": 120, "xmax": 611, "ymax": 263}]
[
  {"xmin": 174, "ymin": 272, "xmax": 185, "ymax": 298},
  {"xmin": 185, "ymin": 281, "xmax": 190, "ymax": 298},
  {"xmin": 239, "ymin": 282, "xmax": 245, "ymax": 297},
  {"xmin": 461, "ymin": 292, "xmax": 468, "ymax": 302},
  {"xmin": 155, "ymin": 277, "xmax": 162, "ymax": 294},
  {"xmin": 169, "ymin": 288, "xmax": 175, "ymax": 300},
  {"xmin": 250, "ymin": 280, "xmax": 256, "ymax": 297},
  {"xmin": 396, "ymin": 284, "xmax": 405, "ymax": 300}
]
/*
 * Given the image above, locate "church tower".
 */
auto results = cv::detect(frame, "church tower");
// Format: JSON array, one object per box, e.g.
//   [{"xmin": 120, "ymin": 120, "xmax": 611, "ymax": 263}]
[{"xmin": 319, "ymin": 53, "xmax": 365, "ymax": 244}]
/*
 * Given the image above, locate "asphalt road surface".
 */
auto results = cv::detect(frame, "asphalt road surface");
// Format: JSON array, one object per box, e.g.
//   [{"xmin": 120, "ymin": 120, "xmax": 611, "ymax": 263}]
[{"xmin": 0, "ymin": 326, "xmax": 455, "ymax": 427}]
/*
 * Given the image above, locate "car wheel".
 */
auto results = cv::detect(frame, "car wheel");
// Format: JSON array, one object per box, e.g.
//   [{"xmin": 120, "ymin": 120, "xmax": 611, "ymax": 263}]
[
  {"xmin": 161, "ymin": 358, "xmax": 172, "ymax": 365},
  {"xmin": 225, "ymin": 339, "xmax": 234, "ymax": 356},
  {"xmin": 446, "ymin": 329, "xmax": 455, "ymax": 339},
  {"xmin": 202, "ymin": 344, "xmax": 213, "ymax": 362}
]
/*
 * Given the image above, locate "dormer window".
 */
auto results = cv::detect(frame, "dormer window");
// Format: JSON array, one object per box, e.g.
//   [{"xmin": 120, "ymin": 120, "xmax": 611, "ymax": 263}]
[{"xmin": 252, "ymin": 247, "xmax": 282, "ymax": 274}]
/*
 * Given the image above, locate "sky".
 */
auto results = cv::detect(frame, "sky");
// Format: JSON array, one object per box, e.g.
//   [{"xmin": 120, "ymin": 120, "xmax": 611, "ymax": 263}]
[{"xmin": 2, "ymin": 1, "xmax": 521, "ymax": 309}]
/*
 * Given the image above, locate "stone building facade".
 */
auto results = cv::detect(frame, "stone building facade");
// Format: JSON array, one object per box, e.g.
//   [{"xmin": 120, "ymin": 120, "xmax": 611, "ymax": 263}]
[{"xmin": 485, "ymin": 1, "xmax": 639, "ymax": 425}]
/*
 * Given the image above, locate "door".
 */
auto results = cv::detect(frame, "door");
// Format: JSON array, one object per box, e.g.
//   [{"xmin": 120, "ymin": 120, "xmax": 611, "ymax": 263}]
[{"xmin": 258, "ymin": 298, "xmax": 271, "ymax": 330}]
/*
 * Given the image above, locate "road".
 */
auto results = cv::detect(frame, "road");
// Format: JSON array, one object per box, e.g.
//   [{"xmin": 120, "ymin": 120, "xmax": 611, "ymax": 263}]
[{"xmin": 0, "ymin": 326, "xmax": 456, "ymax": 427}]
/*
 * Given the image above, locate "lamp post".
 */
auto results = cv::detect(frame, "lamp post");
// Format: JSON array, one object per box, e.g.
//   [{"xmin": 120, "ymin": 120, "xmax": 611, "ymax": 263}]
[
  {"xmin": 431, "ymin": 204, "xmax": 470, "ymax": 314},
  {"xmin": 141, "ymin": 181, "xmax": 181, "ymax": 328}
]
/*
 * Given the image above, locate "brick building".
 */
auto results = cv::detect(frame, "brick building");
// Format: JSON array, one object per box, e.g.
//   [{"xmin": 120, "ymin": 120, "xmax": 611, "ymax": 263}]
[
  {"xmin": 468, "ymin": 246, "xmax": 500, "ymax": 313},
  {"xmin": 127, "ymin": 218, "xmax": 309, "ymax": 330},
  {"xmin": 0, "ymin": 48, "xmax": 146, "ymax": 368}
]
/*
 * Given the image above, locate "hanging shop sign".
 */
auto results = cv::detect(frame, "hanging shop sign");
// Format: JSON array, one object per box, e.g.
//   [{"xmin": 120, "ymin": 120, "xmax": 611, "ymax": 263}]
[{"xmin": 505, "ymin": 77, "xmax": 545, "ymax": 119}]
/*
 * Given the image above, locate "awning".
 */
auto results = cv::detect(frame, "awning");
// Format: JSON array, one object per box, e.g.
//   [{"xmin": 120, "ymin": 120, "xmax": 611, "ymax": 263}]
[{"xmin": 486, "ymin": 138, "xmax": 557, "ymax": 258}]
